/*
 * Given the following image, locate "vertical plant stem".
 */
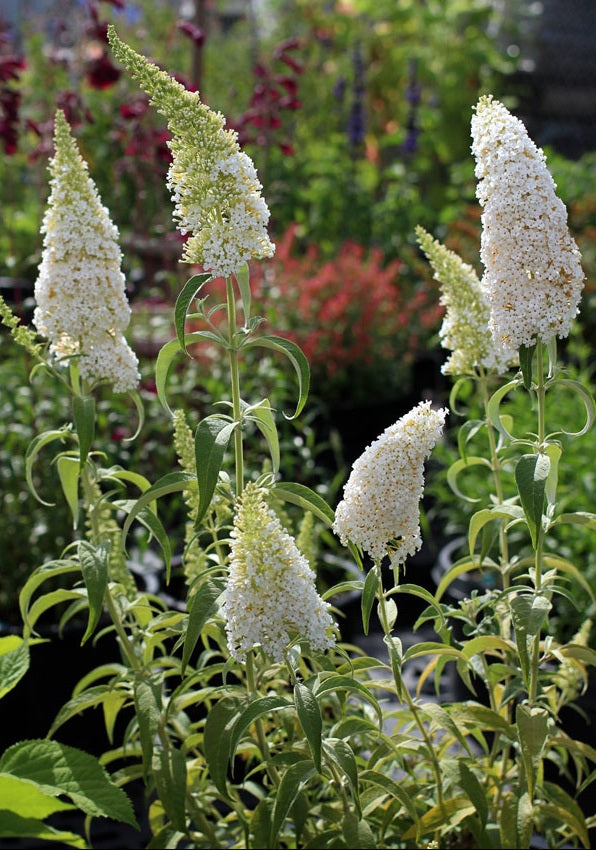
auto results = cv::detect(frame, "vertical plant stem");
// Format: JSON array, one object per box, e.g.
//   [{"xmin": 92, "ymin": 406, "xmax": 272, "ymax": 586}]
[
  {"xmin": 529, "ymin": 339, "xmax": 547, "ymax": 705},
  {"xmin": 376, "ymin": 575, "xmax": 445, "ymax": 811},
  {"xmin": 246, "ymin": 650, "xmax": 280, "ymax": 786},
  {"xmin": 226, "ymin": 276, "xmax": 244, "ymax": 497}
]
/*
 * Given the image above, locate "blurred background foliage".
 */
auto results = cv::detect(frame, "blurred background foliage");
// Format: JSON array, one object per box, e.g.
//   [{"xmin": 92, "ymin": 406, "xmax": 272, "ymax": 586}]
[{"xmin": 1, "ymin": 0, "xmax": 594, "ymax": 631}]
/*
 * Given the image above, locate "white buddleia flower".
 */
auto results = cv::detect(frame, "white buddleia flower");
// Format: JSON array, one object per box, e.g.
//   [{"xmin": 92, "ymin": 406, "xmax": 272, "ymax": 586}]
[
  {"xmin": 223, "ymin": 484, "xmax": 335, "ymax": 663},
  {"xmin": 333, "ymin": 401, "xmax": 447, "ymax": 566},
  {"xmin": 415, "ymin": 226, "xmax": 517, "ymax": 375},
  {"xmin": 33, "ymin": 110, "xmax": 139, "ymax": 393},
  {"xmin": 108, "ymin": 26, "xmax": 275, "ymax": 279},
  {"xmin": 471, "ymin": 95, "xmax": 584, "ymax": 350}
]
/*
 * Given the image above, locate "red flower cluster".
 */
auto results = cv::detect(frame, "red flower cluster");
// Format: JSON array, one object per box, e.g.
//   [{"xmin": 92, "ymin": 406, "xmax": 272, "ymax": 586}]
[{"xmin": 0, "ymin": 24, "xmax": 26, "ymax": 154}]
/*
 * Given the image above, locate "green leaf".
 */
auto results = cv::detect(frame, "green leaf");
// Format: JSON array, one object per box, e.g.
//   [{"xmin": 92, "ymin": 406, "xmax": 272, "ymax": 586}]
[
  {"xmin": 322, "ymin": 739, "xmax": 359, "ymax": 810},
  {"xmin": 516, "ymin": 703, "xmax": 548, "ymax": 799},
  {"xmin": 544, "ymin": 443, "xmax": 562, "ymax": 508},
  {"xmin": 271, "ymin": 482, "xmax": 334, "ymax": 527},
  {"xmin": 245, "ymin": 335, "xmax": 310, "ymax": 419},
  {"xmin": 123, "ymin": 388, "xmax": 145, "ymax": 442},
  {"xmin": 250, "ymin": 798, "xmax": 273, "ymax": 850},
  {"xmin": 25, "ymin": 427, "xmax": 73, "ymax": 505},
  {"xmin": 0, "ymin": 740, "xmax": 137, "ymax": 827},
  {"xmin": 391, "ymin": 583, "xmax": 446, "ymax": 629},
  {"xmin": 457, "ymin": 419, "xmax": 485, "ymax": 462},
  {"xmin": 0, "ymin": 811, "xmax": 86, "ymax": 848},
  {"xmin": 314, "ymin": 674, "xmax": 382, "ymax": 727},
  {"xmin": 359, "ymin": 769, "xmax": 419, "ymax": 827},
  {"xmin": 519, "ymin": 342, "xmax": 536, "ymax": 389},
  {"xmin": 181, "ymin": 577, "xmax": 226, "ymax": 674},
  {"xmin": 234, "ymin": 263, "xmax": 251, "ymax": 322},
  {"xmin": 468, "ymin": 506, "xmax": 524, "ymax": 556},
  {"xmin": 133, "ymin": 673, "xmax": 162, "ymax": 779},
  {"xmin": 174, "ymin": 273, "xmax": 212, "ymax": 355},
  {"xmin": 57, "ymin": 455, "xmax": 80, "ymax": 528},
  {"xmin": 195, "ymin": 416, "xmax": 236, "ymax": 525},
  {"xmin": 77, "ymin": 541, "xmax": 109, "ymax": 644},
  {"xmin": 121, "ymin": 471, "xmax": 197, "ymax": 549},
  {"xmin": 72, "ymin": 395, "xmax": 95, "ymax": 470},
  {"xmin": 155, "ymin": 332, "xmax": 224, "ymax": 415},
  {"xmin": 342, "ymin": 812, "xmax": 376, "ymax": 849},
  {"xmin": 402, "ymin": 796, "xmax": 475, "ymax": 840},
  {"xmin": 422, "ymin": 703, "xmax": 472, "ymax": 756},
  {"xmin": 247, "ymin": 399, "xmax": 280, "ymax": 473},
  {"xmin": 510, "ymin": 594, "xmax": 551, "ymax": 637},
  {"xmin": 228, "ymin": 696, "xmax": 291, "ymax": 764},
  {"xmin": 204, "ymin": 696, "xmax": 242, "ymax": 797},
  {"xmin": 384, "ymin": 635, "xmax": 404, "ymax": 700},
  {"xmin": 487, "ymin": 378, "xmax": 520, "ymax": 441},
  {"xmin": 0, "ymin": 636, "xmax": 30, "ymax": 699},
  {"xmin": 152, "ymin": 746, "xmax": 187, "ymax": 831},
  {"xmin": 541, "ymin": 782, "xmax": 590, "ymax": 849},
  {"xmin": 554, "ymin": 511, "xmax": 596, "ymax": 531},
  {"xmin": 294, "ymin": 683, "xmax": 322, "ymax": 773},
  {"xmin": 361, "ymin": 566, "xmax": 379, "ymax": 636},
  {"xmin": 0, "ymin": 773, "xmax": 73, "ymax": 819},
  {"xmin": 515, "ymin": 453, "xmax": 550, "ymax": 548},
  {"xmin": 553, "ymin": 378, "xmax": 595, "ymax": 437},
  {"xmin": 271, "ymin": 761, "xmax": 315, "ymax": 843},
  {"xmin": 442, "ymin": 759, "xmax": 488, "ymax": 826},
  {"xmin": 19, "ymin": 560, "xmax": 80, "ymax": 628},
  {"xmin": 447, "ymin": 456, "xmax": 491, "ymax": 503}
]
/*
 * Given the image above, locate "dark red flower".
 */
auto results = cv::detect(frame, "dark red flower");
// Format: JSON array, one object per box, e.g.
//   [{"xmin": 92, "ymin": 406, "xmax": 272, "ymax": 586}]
[
  {"xmin": 176, "ymin": 20, "xmax": 206, "ymax": 47},
  {"xmin": 86, "ymin": 52, "xmax": 121, "ymax": 89}
]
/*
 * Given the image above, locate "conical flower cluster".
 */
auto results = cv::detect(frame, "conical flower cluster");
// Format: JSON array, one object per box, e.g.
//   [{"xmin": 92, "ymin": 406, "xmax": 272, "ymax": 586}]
[
  {"xmin": 416, "ymin": 226, "xmax": 517, "ymax": 376},
  {"xmin": 223, "ymin": 484, "xmax": 335, "ymax": 663},
  {"xmin": 108, "ymin": 27, "xmax": 275, "ymax": 279},
  {"xmin": 33, "ymin": 110, "xmax": 139, "ymax": 392},
  {"xmin": 471, "ymin": 95, "xmax": 584, "ymax": 350},
  {"xmin": 333, "ymin": 401, "xmax": 447, "ymax": 566}
]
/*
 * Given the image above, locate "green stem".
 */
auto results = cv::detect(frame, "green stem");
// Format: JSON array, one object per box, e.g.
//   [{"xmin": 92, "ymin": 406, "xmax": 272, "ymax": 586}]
[
  {"xmin": 376, "ymin": 568, "xmax": 445, "ymax": 811},
  {"xmin": 226, "ymin": 276, "xmax": 244, "ymax": 497},
  {"xmin": 529, "ymin": 339, "xmax": 547, "ymax": 704},
  {"xmin": 246, "ymin": 650, "xmax": 280, "ymax": 787}
]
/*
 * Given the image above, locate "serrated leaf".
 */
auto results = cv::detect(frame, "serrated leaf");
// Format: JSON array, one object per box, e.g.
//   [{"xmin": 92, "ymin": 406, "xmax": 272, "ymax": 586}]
[
  {"xmin": 515, "ymin": 453, "xmax": 550, "ymax": 548},
  {"xmin": 0, "ymin": 636, "xmax": 30, "ymax": 699},
  {"xmin": 0, "ymin": 811, "xmax": 86, "ymax": 848},
  {"xmin": 0, "ymin": 740, "xmax": 137, "ymax": 827},
  {"xmin": 294, "ymin": 683, "xmax": 322, "ymax": 773},
  {"xmin": 245, "ymin": 335, "xmax": 310, "ymax": 420},
  {"xmin": 77, "ymin": 540, "xmax": 109, "ymax": 644},
  {"xmin": 174, "ymin": 273, "xmax": 212, "ymax": 355},
  {"xmin": 181, "ymin": 577, "xmax": 226, "ymax": 674},
  {"xmin": 57, "ymin": 455, "xmax": 80, "ymax": 528},
  {"xmin": 271, "ymin": 482, "xmax": 334, "ymax": 527},
  {"xmin": 195, "ymin": 416, "xmax": 236, "ymax": 525}
]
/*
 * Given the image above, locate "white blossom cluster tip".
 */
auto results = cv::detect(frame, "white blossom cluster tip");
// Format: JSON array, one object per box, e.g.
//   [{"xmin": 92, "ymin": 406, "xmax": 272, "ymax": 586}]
[
  {"xmin": 416, "ymin": 226, "xmax": 517, "ymax": 376},
  {"xmin": 223, "ymin": 484, "xmax": 336, "ymax": 663},
  {"xmin": 471, "ymin": 95, "xmax": 584, "ymax": 350},
  {"xmin": 108, "ymin": 27, "xmax": 275, "ymax": 279},
  {"xmin": 333, "ymin": 401, "xmax": 447, "ymax": 566},
  {"xmin": 33, "ymin": 110, "xmax": 139, "ymax": 393}
]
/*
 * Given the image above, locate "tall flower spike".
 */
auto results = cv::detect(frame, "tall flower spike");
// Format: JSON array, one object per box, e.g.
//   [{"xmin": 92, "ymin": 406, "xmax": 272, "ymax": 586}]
[
  {"xmin": 33, "ymin": 110, "xmax": 139, "ymax": 392},
  {"xmin": 415, "ymin": 226, "xmax": 517, "ymax": 376},
  {"xmin": 108, "ymin": 27, "xmax": 275, "ymax": 278},
  {"xmin": 333, "ymin": 401, "xmax": 447, "ymax": 566},
  {"xmin": 223, "ymin": 484, "xmax": 335, "ymax": 663},
  {"xmin": 471, "ymin": 95, "xmax": 584, "ymax": 350}
]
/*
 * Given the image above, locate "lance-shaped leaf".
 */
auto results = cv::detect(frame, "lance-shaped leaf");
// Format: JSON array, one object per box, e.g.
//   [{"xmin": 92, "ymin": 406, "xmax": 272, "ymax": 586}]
[
  {"xmin": 271, "ymin": 482, "xmax": 334, "ymax": 527},
  {"xmin": 553, "ymin": 378, "xmax": 595, "ymax": 437},
  {"xmin": 361, "ymin": 566, "xmax": 380, "ymax": 636},
  {"xmin": 194, "ymin": 416, "xmax": 237, "ymax": 527},
  {"xmin": 271, "ymin": 761, "xmax": 315, "ymax": 844},
  {"xmin": 245, "ymin": 335, "xmax": 310, "ymax": 420},
  {"xmin": 152, "ymin": 746, "xmax": 187, "ymax": 831},
  {"xmin": 133, "ymin": 673, "xmax": 162, "ymax": 779},
  {"xmin": 294, "ymin": 683, "xmax": 322, "ymax": 773},
  {"xmin": 78, "ymin": 540, "xmax": 109, "ymax": 644},
  {"xmin": 25, "ymin": 427, "xmax": 73, "ymax": 505},
  {"xmin": 56, "ymin": 455, "xmax": 80, "ymax": 528},
  {"xmin": 156, "ymin": 331, "xmax": 227, "ymax": 414},
  {"xmin": 244, "ymin": 399, "xmax": 280, "ymax": 473},
  {"xmin": 181, "ymin": 577, "xmax": 226, "ymax": 674},
  {"xmin": 72, "ymin": 395, "xmax": 95, "ymax": 470},
  {"xmin": 121, "ymin": 471, "xmax": 197, "ymax": 548},
  {"xmin": 174, "ymin": 273, "xmax": 212, "ymax": 355},
  {"xmin": 516, "ymin": 703, "xmax": 548, "ymax": 800},
  {"xmin": 518, "ymin": 342, "xmax": 536, "ymax": 389},
  {"xmin": 204, "ymin": 696, "xmax": 242, "ymax": 797},
  {"xmin": 515, "ymin": 453, "xmax": 550, "ymax": 548}
]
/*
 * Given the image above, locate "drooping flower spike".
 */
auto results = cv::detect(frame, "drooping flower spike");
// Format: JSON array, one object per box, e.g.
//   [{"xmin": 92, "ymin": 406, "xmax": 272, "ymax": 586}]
[
  {"xmin": 223, "ymin": 484, "xmax": 335, "ymax": 663},
  {"xmin": 333, "ymin": 401, "xmax": 447, "ymax": 567},
  {"xmin": 471, "ymin": 95, "xmax": 584, "ymax": 351},
  {"xmin": 416, "ymin": 226, "xmax": 517, "ymax": 376},
  {"xmin": 107, "ymin": 26, "xmax": 275, "ymax": 279},
  {"xmin": 33, "ymin": 109, "xmax": 139, "ymax": 392}
]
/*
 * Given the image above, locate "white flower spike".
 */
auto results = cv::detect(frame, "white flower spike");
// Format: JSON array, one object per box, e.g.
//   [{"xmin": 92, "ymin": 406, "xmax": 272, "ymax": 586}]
[
  {"xmin": 224, "ymin": 484, "xmax": 335, "ymax": 663},
  {"xmin": 471, "ymin": 95, "xmax": 584, "ymax": 350},
  {"xmin": 33, "ymin": 110, "xmax": 139, "ymax": 393},
  {"xmin": 333, "ymin": 401, "xmax": 447, "ymax": 566}
]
